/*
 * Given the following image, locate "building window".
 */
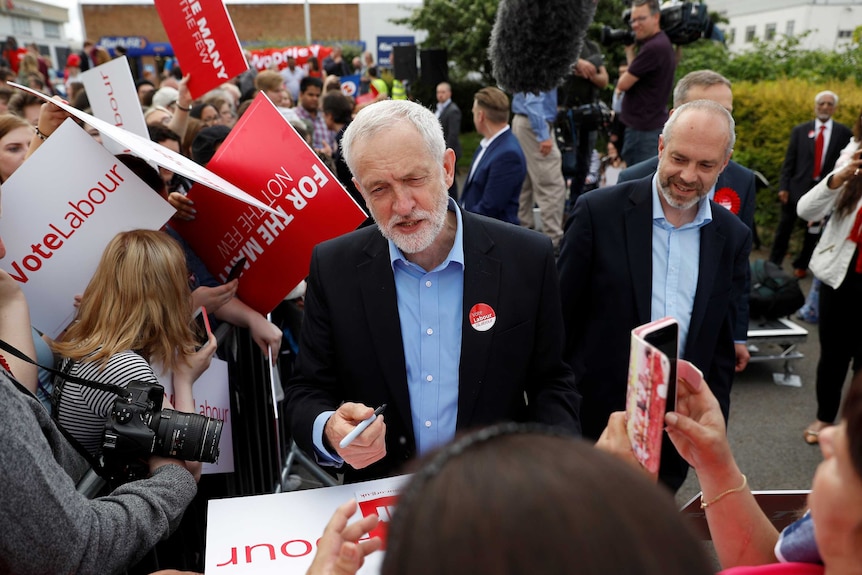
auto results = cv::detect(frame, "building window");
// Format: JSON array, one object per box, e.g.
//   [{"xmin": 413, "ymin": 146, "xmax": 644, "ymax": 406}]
[
  {"xmin": 838, "ymin": 29, "xmax": 853, "ymax": 39},
  {"xmin": 12, "ymin": 16, "xmax": 32, "ymax": 36},
  {"xmin": 786, "ymin": 20, "xmax": 795, "ymax": 37},
  {"xmin": 745, "ymin": 26, "xmax": 756, "ymax": 43},
  {"xmin": 765, "ymin": 23, "xmax": 776, "ymax": 41},
  {"xmin": 44, "ymin": 21, "xmax": 61, "ymax": 39}
]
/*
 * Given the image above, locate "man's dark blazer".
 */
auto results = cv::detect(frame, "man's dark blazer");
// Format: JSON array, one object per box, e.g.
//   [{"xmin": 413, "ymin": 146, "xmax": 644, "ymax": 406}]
[
  {"xmin": 781, "ymin": 120, "xmax": 852, "ymax": 203},
  {"xmin": 284, "ymin": 210, "xmax": 581, "ymax": 483},
  {"xmin": 459, "ymin": 128, "xmax": 527, "ymax": 224},
  {"xmin": 438, "ymin": 102, "xmax": 462, "ymax": 160},
  {"xmin": 617, "ymin": 156, "xmax": 755, "ymax": 342},
  {"xmin": 557, "ymin": 176, "xmax": 751, "ymax": 488}
]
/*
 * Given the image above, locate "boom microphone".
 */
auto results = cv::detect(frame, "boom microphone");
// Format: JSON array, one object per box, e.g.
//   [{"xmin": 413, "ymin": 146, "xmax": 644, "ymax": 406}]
[{"xmin": 489, "ymin": 0, "xmax": 597, "ymax": 94}]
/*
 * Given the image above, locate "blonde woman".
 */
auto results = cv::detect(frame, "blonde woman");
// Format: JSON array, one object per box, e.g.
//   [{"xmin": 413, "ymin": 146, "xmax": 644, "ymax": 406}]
[{"xmin": 51, "ymin": 230, "xmax": 216, "ymax": 469}]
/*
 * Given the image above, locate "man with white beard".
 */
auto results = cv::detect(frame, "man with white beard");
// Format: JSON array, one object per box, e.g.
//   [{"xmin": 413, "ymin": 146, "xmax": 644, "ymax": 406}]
[
  {"xmin": 284, "ymin": 100, "xmax": 581, "ymax": 483},
  {"xmin": 557, "ymin": 99, "xmax": 751, "ymax": 492}
]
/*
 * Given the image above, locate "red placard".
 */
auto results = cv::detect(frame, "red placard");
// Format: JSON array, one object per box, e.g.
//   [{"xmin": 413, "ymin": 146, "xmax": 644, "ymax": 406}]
[
  {"xmin": 171, "ymin": 92, "xmax": 367, "ymax": 315},
  {"xmin": 154, "ymin": 0, "xmax": 248, "ymax": 98}
]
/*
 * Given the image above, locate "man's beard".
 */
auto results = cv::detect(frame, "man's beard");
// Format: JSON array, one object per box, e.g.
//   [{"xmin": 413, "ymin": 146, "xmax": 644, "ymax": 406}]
[
  {"xmin": 374, "ymin": 188, "xmax": 449, "ymax": 254},
  {"xmin": 658, "ymin": 174, "xmax": 709, "ymax": 211}
]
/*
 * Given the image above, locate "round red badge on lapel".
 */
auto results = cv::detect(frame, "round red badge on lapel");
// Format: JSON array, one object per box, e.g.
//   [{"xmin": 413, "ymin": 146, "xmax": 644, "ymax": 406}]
[
  {"xmin": 714, "ymin": 187, "xmax": 741, "ymax": 215},
  {"xmin": 469, "ymin": 303, "xmax": 496, "ymax": 332}
]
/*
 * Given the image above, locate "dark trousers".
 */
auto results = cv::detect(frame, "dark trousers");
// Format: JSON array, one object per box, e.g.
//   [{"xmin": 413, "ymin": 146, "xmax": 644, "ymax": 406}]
[
  {"xmin": 769, "ymin": 196, "xmax": 822, "ymax": 270},
  {"xmin": 815, "ymin": 257, "xmax": 862, "ymax": 422}
]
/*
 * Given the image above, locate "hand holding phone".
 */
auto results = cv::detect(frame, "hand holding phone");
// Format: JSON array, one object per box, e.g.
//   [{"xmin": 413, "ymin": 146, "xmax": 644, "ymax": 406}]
[
  {"xmin": 226, "ymin": 257, "xmax": 247, "ymax": 282},
  {"xmin": 192, "ymin": 306, "xmax": 212, "ymax": 350}
]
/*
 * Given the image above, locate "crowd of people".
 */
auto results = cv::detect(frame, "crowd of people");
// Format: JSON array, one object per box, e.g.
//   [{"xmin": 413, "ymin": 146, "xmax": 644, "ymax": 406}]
[{"xmin": 1, "ymin": 1, "xmax": 861, "ymax": 572}]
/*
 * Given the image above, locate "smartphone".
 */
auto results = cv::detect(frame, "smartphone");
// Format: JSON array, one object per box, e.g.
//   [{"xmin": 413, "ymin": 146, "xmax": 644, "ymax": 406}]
[
  {"xmin": 638, "ymin": 318, "xmax": 679, "ymax": 413},
  {"xmin": 226, "ymin": 257, "xmax": 247, "ymax": 282},
  {"xmin": 192, "ymin": 306, "xmax": 211, "ymax": 350}
]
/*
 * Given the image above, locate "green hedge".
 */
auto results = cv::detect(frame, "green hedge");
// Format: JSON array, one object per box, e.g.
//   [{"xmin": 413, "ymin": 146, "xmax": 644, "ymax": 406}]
[{"xmin": 732, "ymin": 78, "xmax": 862, "ymax": 246}]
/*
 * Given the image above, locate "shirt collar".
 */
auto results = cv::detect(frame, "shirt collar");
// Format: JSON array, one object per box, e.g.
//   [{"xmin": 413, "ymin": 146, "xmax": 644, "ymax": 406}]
[
  {"xmin": 436, "ymin": 99, "xmax": 452, "ymax": 112},
  {"xmin": 480, "ymin": 124, "xmax": 510, "ymax": 148},
  {"xmin": 650, "ymin": 174, "xmax": 713, "ymax": 227},
  {"xmin": 388, "ymin": 197, "xmax": 465, "ymax": 271}
]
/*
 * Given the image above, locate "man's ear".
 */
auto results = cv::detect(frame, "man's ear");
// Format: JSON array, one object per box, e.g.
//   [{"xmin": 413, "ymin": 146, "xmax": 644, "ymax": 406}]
[
  {"xmin": 443, "ymin": 148, "xmax": 456, "ymax": 187},
  {"xmin": 657, "ymin": 134, "xmax": 666, "ymax": 159}
]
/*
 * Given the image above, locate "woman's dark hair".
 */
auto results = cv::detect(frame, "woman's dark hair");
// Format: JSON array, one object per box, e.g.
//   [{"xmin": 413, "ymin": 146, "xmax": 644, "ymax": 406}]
[
  {"xmin": 835, "ymin": 166, "xmax": 862, "ymax": 219},
  {"xmin": 381, "ymin": 423, "xmax": 713, "ymax": 575},
  {"xmin": 114, "ymin": 154, "xmax": 165, "ymax": 195},
  {"xmin": 322, "ymin": 91, "xmax": 354, "ymax": 125}
]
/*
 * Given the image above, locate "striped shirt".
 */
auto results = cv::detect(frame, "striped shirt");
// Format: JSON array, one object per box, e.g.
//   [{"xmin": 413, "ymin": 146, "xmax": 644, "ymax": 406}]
[{"xmin": 55, "ymin": 350, "xmax": 158, "ymax": 456}]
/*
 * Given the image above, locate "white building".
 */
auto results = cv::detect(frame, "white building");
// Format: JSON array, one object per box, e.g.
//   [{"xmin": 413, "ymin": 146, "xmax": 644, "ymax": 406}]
[
  {"xmin": 704, "ymin": 0, "xmax": 862, "ymax": 53},
  {"xmin": 0, "ymin": 0, "xmax": 72, "ymax": 70}
]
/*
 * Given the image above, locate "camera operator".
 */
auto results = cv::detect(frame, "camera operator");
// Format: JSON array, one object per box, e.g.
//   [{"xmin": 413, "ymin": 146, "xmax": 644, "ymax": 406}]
[
  {"xmin": 557, "ymin": 38, "xmax": 609, "ymax": 217},
  {"xmin": 0, "ymin": 209, "xmax": 199, "ymax": 574},
  {"xmin": 616, "ymin": 0, "xmax": 676, "ymax": 167}
]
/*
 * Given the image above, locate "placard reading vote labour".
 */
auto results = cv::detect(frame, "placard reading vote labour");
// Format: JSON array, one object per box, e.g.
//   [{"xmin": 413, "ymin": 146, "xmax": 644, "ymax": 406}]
[{"xmin": 0, "ymin": 120, "xmax": 176, "ymax": 338}]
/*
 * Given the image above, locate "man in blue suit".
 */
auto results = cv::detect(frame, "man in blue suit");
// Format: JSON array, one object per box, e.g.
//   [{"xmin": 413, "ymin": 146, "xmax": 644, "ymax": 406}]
[
  {"xmin": 618, "ymin": 70, "xmax": 755, "ymax": 374},
  {"xmin": 559, "ymin": 100, "xmax": 751, "ymax": 492},
  {"xmin": 459, "ymin": 86, "xmax": 527, "ymax": 224}
]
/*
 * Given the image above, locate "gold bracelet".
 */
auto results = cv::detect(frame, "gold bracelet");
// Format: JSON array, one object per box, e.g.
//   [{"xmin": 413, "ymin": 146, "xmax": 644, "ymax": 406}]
[{"xmin": 700, "ymin": 474, "xmax": 747, "ymax": 509}]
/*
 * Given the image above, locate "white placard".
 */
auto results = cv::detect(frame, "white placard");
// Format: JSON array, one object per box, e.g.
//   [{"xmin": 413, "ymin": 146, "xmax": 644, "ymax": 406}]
[
  {"xmin": 9, "ymin": 82, "xmax": 280, "ymax": 218},
  {"xmin": 206, "ymin": 475, "xmax": 410, "ymax": 574},
  {"xmin": 0, "ymin": 120, "xmax": 175, "ymax": 337},
  {"xmin": 80, "ymin": 56, "xmax": 149, "ymax": 154},
  {"xmin": 157, "ymin": 356, "xmax": 235, "ymax": 474}
]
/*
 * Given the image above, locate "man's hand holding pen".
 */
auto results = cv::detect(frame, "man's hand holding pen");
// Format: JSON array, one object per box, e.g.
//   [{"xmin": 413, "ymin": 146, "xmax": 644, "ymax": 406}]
[{"xmin": 324, "ymin": 402, "xmax": 387, "ymax": 469}]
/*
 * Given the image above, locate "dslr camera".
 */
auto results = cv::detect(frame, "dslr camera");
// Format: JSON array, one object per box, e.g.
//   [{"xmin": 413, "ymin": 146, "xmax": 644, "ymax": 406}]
[
  {"xmin": 601, "ymin": 1, "xmax": 723, "ymax": 47},
  {"xmin": 100, "ymin": 380, "xmax": 224, "ymax": 482}
]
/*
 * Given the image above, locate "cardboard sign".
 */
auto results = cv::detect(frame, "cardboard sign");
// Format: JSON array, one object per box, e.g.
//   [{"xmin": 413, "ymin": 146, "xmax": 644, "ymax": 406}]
[
  {"xmin": 154, "ymin": 0, "xmax": 247, "ymax": 98},
  {"xmin": 171, "ymin": 92, "xmax": 367, "ymax": 314},
  {"xmin": 339, "ymin": 74, "xmax": 361, "ymax": 98},
  {"xmin": 80, "ymin": 55, "xmax": 149, "ymax": 154},
  {"xmin": 206, "ymin": 475, "xmax": 409, "ymax": 574},
  {"xmin": 0, "ymin": 121, "xmax": 175, "ymax": 338},
  {"xmin": 9, "ymin": 82, "xmax": 280, "ymax": 218},
  {"xmin": 157, "ymin": 356, "xmax": 235, "ymax": 474}
]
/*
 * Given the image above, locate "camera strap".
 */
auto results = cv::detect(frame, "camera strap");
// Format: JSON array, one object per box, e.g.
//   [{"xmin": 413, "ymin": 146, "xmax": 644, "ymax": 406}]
[{"xmin": 0, "ymin": 338, "xmax": 133, "ymax": 399}]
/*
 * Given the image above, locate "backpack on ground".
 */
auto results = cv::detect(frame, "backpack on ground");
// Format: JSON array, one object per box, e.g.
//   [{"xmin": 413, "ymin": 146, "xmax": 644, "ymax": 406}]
[{"xmin": 749, "ymin": 259, "xmax": 806, "ymax": 319}]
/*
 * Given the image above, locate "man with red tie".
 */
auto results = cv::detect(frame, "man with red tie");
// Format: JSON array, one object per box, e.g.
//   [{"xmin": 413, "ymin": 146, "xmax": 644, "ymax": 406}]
[{"xmin": 769, "ymin": 91, "xmax": 852, "ymax": 278}]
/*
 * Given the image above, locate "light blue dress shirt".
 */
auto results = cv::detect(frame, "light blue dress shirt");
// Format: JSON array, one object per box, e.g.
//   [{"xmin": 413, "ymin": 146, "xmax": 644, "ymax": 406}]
[
  {"xmin": 313, "ymin": 199, "xmax": 465, "ymax": 464},
  {"xmin": 649, "ymin": 175, "xmax": 713, "ymax": 355},
  {"xmin": 511, "ymin": 91, "xmax": 558, "ymax": 142}
]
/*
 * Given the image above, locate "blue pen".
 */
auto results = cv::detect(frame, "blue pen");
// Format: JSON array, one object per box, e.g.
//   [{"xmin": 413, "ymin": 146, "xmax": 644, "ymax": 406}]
[{"xmin": 339, "ymin": 404, "xmax": 387, "ymax": 448}]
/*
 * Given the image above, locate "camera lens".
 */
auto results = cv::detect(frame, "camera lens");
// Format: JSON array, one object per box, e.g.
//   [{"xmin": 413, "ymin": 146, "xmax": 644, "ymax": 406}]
[{"xmin": 154, "ymin": 409, "xmax": 223, "ymax": 463}]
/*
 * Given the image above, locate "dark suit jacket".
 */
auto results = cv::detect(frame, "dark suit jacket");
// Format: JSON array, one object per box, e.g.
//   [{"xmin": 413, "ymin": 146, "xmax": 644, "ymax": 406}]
[
  {"xmin": 781, "ymin": 120, "xmax": 852, "ymax": 203},
  {"xmin": 285, "ymin": 210, "xmax": 581, "ymax": 482},
  {"xmin": 459, "ymin": 128, "xmax": 527, "ymax": 224},
  {"xmin": 558, "ymin": 177, "xmax": 751, "ymax": 485},
  {"xmin": 438, "ymin": 102, "xmax": 462, "ymax": 160}
]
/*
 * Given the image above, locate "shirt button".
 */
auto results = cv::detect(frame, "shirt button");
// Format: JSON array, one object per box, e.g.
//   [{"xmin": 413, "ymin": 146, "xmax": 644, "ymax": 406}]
[
  {"xmin": 425, "ymin": 280, "xmax": 432, "ymax": 287},
  {"xmin": 426, "ymin": 328, "xmax": 433, "ymax": 335},
  {"xmin": 425, "ymin": 420, "xmax": 432, "ymax": 428},
  {"xmin": 426, "ymin": 374, "xmax": 433, "ymax": 382}
]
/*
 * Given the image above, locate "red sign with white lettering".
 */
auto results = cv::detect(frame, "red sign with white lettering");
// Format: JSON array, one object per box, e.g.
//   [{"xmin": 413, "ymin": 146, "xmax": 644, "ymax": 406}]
[
  {"xmin": 171, "ymin": 92, "xmax": 367, "ymax": 315},
  {"xmin": 154, "ymin": 0, "xmax": 247, "ymax": 98}
]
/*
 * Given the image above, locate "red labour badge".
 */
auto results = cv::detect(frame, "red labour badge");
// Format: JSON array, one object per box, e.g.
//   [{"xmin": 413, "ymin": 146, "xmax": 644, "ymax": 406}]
[{"xmin": 713, "ymin": 187, "xmax": 741, "ymax": 215}]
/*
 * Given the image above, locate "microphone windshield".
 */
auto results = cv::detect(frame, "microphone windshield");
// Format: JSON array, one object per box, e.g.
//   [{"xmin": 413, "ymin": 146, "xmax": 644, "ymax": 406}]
[{"xmin": 489, "ymin": 0, "xmax": 597, "ymax": 94}]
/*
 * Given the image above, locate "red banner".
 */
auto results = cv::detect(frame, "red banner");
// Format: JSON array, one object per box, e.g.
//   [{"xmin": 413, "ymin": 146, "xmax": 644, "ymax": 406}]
[
  {"xmin": 248, "ymin": 45, "xmax": 334, "ymax": 71},
  {"xmin": 171, "ymin": 92, "xmax": 367, "ymax": 315},
  {"xmin": 154, "ymin": 0, "xmax": 248, "ymax": 98}
]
